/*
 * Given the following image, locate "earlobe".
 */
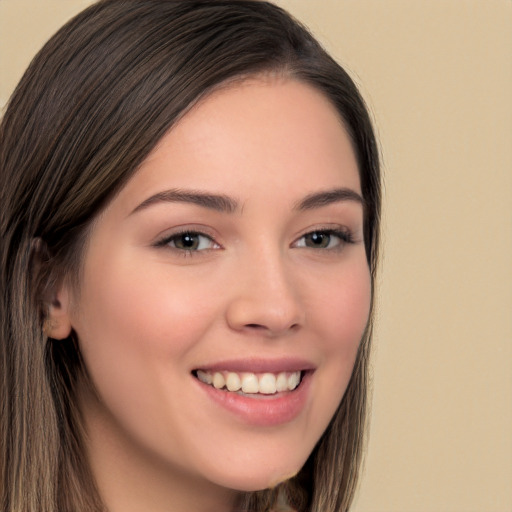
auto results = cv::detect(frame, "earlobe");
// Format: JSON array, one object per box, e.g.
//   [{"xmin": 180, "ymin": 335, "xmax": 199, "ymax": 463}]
[{"xmin": 45, "ymin": 287, "xmax": 73, "ymax": 340}]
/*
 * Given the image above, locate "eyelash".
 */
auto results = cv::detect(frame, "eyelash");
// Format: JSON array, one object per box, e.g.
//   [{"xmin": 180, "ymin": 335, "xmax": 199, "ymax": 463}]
[
  {"xmin": 154, "ymin": 227, "xmax": 355, "ymax": 256},
  {"xmin": 154, "ymin": 228, "xmax": 220, "ymax": 256},
  {"xmin": 293, "ymin": 228, "xmax": 355, "ymax": 250}
]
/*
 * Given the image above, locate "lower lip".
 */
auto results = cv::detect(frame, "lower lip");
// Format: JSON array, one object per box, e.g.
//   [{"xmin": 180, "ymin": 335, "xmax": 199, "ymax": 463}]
[{"xmin": 195, "ymin": 372, "xmax": 313, "ymax": 427}]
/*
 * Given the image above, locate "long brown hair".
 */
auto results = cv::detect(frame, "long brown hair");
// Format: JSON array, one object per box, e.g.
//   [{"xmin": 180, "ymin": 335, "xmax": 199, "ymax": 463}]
[{"xmin": 0, "ymin": 1, "xmax": 381, "ymax": 511}]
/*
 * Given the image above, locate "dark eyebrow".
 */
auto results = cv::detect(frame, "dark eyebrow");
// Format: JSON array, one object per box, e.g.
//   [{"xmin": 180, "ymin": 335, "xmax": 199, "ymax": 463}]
[
  {"xmin": 295, "ymin": 188, "xmax": 364, "ymax": 211},
  {"xmin": 130, "ymin": 189, "xmax": 239, "ymax": 215}
]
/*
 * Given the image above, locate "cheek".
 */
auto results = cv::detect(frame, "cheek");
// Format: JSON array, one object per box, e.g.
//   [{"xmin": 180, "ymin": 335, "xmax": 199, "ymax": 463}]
[
  {"xmin": 71, "ymin": 257, "xmax": 221, "ymax": 425},
  {"xmin": 76, "ymin": 259, "xmax": 217, "ymax": 358},
  {"xmin": 312, "ymin": 260, "xmax": 371, "ymax": 392},
  {"xmin": 317, "ymin": 260, "xmax": 370, "ymax": 345},
  {"xmin": 72, "ymin": 259, "xmax": 225, "ymax": 453}
]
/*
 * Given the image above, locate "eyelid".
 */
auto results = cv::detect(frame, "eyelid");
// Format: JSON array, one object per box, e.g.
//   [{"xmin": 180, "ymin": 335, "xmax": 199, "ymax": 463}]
[
  {"xmin": 153, "ymin": 227, "xmax": 223, "ymax": 252},
  {"xmin": 151, "ymin": 223, "xmax": 359, "ymax": 255},
  {"xmin": 291, "ymin": 225, "xmax": 356, "ymax": 249}
]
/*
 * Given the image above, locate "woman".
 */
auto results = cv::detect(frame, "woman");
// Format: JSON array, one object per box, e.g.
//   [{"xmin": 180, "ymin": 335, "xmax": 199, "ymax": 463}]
[{"xmin": 0, "ymin": 1, "xmax": 381, "ymax": 511}]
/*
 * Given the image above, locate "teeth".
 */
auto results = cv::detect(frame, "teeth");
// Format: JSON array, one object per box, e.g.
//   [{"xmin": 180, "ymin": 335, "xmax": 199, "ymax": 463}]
[
  {"xmin": 225, "ymin": 372, "xmax": 241, "ymax": 392},
  {"xmin": 276, "ymin": 372, "xmax": 288, "ymax": 392},
  {"xmin": 196, "ymin": 370, "xmax": 213, "ymax": 385},
  {"xmin": 212, "ymin": 372, "xmax": 225, "ymax": 389},
  {"xmin": 241, "ymin": 373, "xmax": 259, "ymax": 393},
  {"xmin": 196, "ymin": 370, "xmax": 302, "ymax": 394},
  {"xmin": 288, "ymin": 372, "xmax": 300, "ymax": 390},
  {"xmin": 259, "ymin": 373, "xmax": 276, "ymax": 394}
]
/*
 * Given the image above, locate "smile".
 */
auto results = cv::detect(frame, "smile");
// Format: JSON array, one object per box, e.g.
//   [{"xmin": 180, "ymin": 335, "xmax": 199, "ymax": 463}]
[
  {"xmin": 195, "ymin": 370, "xmax": 302, "ymax": 395},
  {"xmin": 192, "ymin": 359, "xmax": 315, "ymax": 426}
]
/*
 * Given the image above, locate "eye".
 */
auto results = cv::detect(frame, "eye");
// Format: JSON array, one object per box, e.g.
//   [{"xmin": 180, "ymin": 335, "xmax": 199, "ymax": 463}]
[
  {"xmin": 294, "ymin": 229, "xmax": 354, "ymax": 250},
  {"xmin": 156, "ymin": 231, "xmax": 220, "ymax": 252}
]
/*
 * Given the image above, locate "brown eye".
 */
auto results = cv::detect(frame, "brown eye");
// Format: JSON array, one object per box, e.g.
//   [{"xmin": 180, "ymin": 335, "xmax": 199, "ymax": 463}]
[
  {"xmin": 303, "ymin": 232, "xmax": 331, "ymax": 248},
  {"xmin": 159, "ymin": 231, "xmax": 219, "ymax": 252},
  {"xmin": 173, "ymin": 233, "xmax": 201, "ymax": 250},
  {"xmin": 294, "ymin": 229, "xmax": 353, "ymax": 250}
]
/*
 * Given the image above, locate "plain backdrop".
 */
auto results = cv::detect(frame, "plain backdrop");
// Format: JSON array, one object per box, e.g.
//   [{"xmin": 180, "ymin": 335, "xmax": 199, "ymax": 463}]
[{"xmin": 1, "ymin": 1, "xmax": 511, "ymax": 511}]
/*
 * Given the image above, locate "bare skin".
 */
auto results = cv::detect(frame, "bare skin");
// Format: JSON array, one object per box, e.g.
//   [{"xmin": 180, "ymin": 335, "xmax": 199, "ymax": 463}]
[{"xmin": 49, "ymin": 78, "xmax": 370, "ymax": 512}]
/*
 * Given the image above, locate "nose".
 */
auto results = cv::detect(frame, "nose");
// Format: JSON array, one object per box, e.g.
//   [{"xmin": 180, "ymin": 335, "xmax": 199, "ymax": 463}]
[{"xmin": 225, "ymin": 251, "xmax": 305, "ymax": 337}]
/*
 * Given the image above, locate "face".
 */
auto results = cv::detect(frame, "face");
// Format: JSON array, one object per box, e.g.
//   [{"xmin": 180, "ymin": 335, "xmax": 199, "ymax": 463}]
[{"xmin": 62, "ymin": 79, "xmax": 370, "ymax": 498}]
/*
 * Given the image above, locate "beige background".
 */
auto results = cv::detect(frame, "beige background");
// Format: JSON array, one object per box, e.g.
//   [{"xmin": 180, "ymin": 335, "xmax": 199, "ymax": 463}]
[{"xmin": 1, "ymin": 1, "xmax": 511, "ymax": 511}]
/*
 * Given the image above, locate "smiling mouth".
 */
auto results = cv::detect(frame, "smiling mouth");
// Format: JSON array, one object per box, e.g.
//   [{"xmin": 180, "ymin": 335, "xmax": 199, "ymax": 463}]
[{"xmin": 192, "ymin": 369, "xmax": 304, "ymax": 396}]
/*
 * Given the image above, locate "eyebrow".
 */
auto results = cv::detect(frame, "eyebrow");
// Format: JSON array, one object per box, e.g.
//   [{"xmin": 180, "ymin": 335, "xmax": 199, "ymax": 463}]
[
  {"xmin": 130, "ymin": 186, "xmax": 364, "ymax": 216},
  {"xmin": 130, "ymin": 189, "xmax": 239, "ymax": 215},
  {"xmin": 294, "ymin": 188, "xmax": 364, "ymax": 211}
]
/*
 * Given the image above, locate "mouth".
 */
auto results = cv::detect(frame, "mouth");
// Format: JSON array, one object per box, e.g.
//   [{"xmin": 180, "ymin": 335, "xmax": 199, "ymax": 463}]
[
  {"xmin": 192, "ymin": 369, "xmax": 304, "ymax": 396},
  {"xmin": 191, "ymin": 359, "xmax": 315, "ymax": 425}
]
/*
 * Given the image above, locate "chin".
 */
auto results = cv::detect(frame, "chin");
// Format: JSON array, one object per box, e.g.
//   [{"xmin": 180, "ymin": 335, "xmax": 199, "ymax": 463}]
[{"xmin": 205, "ymin": 452, "xmax": 308, "ymax": 493}]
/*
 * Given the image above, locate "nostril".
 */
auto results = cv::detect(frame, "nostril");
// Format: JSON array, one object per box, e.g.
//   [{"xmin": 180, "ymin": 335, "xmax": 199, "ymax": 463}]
[{"xmin": 246, "ymin": 323, "xmax": 265, "ymax": 329}]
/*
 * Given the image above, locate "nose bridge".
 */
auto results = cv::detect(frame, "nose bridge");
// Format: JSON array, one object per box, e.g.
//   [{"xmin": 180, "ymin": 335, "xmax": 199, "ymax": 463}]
[{"xmin": 225, "ymin": 244, "xmax": 304, "ymax": 336}]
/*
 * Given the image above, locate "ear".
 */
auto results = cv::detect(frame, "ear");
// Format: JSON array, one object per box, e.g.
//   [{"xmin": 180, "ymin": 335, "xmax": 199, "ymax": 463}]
[
  {"xmin": 30, "ymin": 238, "xmax": 74, "ymax": 340},
  {"xmin": 45, "ymin": 283, "xmax": 73, "ymax": 340}
]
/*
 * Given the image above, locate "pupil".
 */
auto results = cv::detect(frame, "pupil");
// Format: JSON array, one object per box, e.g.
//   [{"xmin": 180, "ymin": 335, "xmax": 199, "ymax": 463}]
[
  {"xmin": 308, "ymin": 232, "xmax": 329, "ymax": 248},
  {"xmin": 180, "ymin": 233, "xmax": 197, "ymax": 249}
]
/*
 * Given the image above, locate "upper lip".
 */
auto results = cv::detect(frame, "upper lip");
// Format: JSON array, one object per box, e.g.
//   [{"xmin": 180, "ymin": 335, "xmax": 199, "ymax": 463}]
[{"xmin": 193, "ymin": 357, "xmax": 316, "ymax": 374}]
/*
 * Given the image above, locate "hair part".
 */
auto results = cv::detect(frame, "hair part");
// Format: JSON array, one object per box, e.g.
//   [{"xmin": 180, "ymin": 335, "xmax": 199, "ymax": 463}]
[{"xmin": 0, "ymin": 1, "xmax": 381, "ymax": 511}]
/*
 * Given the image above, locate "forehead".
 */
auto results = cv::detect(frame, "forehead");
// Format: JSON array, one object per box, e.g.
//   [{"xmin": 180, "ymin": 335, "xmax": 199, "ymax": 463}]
[{"xmin": 113, "ymin": 78, "xmax": 361, "ymax": 215}]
